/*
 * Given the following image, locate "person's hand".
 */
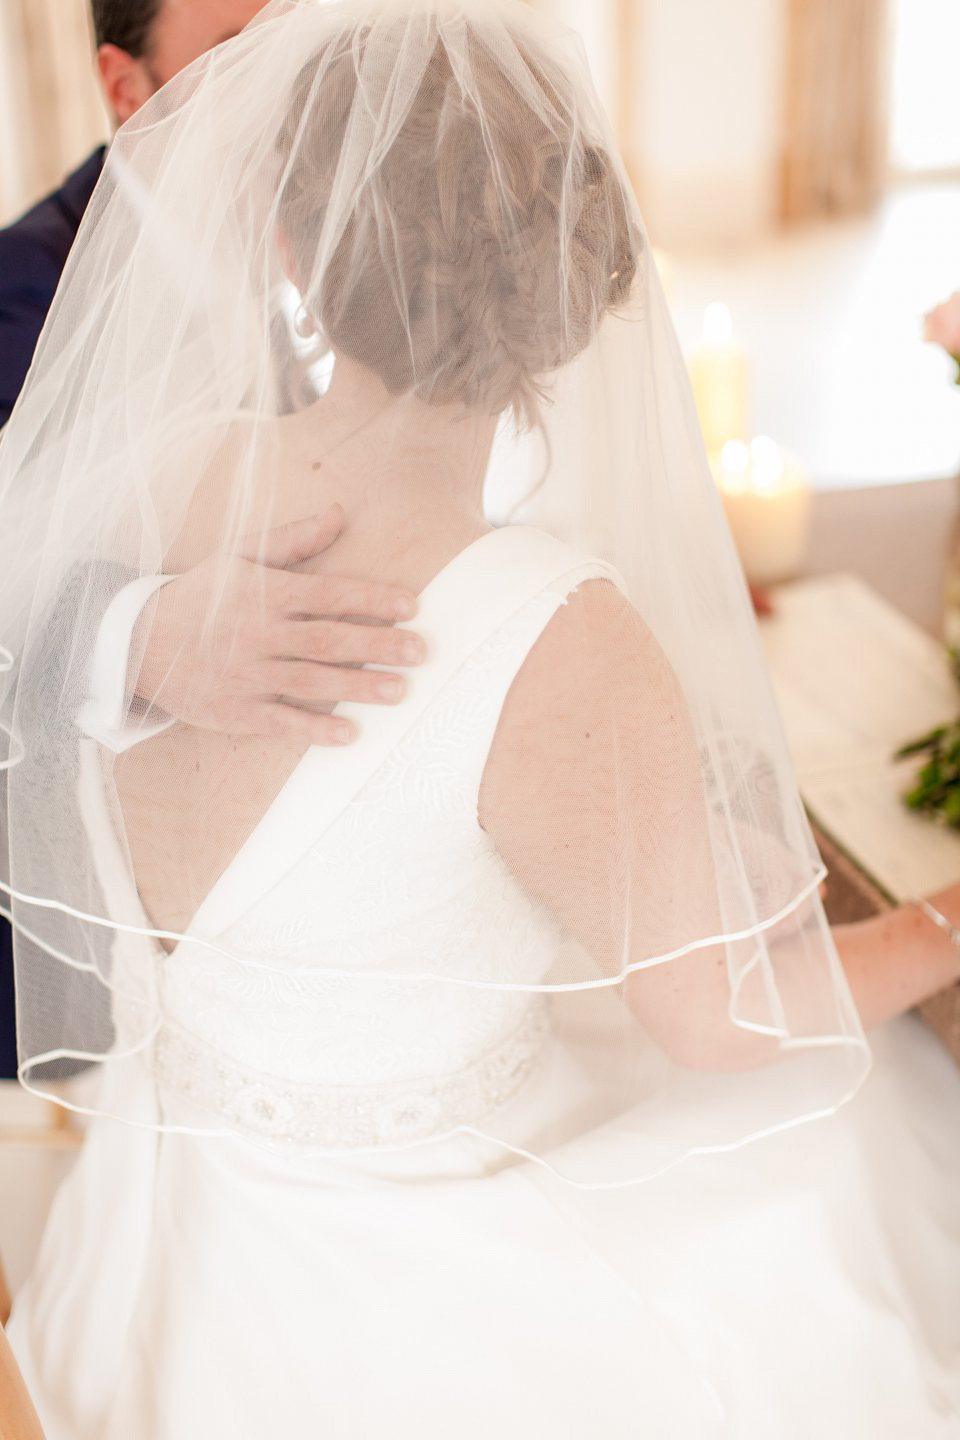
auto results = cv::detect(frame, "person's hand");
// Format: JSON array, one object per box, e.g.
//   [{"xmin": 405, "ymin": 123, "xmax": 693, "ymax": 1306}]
[{"xmin": 132, "ymin": 505, "xmax": 425, "ymax": 745}]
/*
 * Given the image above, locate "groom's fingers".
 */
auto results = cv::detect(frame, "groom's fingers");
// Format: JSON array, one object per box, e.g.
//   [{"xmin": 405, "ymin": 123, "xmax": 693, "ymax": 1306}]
[
  {"xmin": 235, "ymin": 513, "xmax": 420, "ymax": 624},
  {"xmin": 235, "ymin": 505, "xmax": 346, "ymax": 569},
  {"xmin": 275, "ymin": 570, "xmax": 419, "ymax": 625},
  {"xmin": 275, "ymin": 617, "xmax": 425, "ymax": 668},
  {"xmin": 248, "ymin": 702, "xmax": 356, "ymax": 747},
  {"xmin": 267, "ymin": 660, "xmax": 406, "ymax": 708},
  {"xmin": 140, "ymin": 509, "xmax": 426, "ymax": 733}
]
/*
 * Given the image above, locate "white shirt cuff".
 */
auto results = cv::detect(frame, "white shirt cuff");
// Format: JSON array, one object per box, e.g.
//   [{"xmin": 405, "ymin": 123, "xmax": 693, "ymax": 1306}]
[{"xmin": 78, "ymin": 574, "xmax": 177, "ymax": 754}]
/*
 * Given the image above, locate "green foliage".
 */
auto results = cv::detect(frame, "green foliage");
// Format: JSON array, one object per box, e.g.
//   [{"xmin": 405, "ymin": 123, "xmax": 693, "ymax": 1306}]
[{"xmin": 898, "ymin": 715, "xmax": 960, "ymax": 827}]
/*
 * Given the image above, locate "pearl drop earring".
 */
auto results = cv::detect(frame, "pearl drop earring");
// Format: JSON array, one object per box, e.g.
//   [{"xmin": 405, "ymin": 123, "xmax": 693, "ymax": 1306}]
[{"xmin": 293, "ymin": 304, "xmax": 316, "ymax": 340}]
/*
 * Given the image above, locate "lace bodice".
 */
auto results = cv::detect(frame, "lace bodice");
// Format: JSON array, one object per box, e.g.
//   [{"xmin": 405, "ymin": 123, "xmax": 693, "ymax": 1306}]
[{"xmin": 144, "ymin": 529, "xmax": 620, "ymax": 1146}]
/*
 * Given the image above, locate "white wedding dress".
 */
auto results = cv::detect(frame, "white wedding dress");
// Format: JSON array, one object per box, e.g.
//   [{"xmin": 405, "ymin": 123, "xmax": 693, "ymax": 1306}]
[{"xmin": 9, "ymin": 527, "xmax": 960, "ymax": 1439}]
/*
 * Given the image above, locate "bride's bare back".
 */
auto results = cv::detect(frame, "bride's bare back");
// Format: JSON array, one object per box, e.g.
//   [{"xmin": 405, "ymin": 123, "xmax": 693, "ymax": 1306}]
[{"xmin": 114, "ymin": 398, "xmax": 495, "ymax": 937}]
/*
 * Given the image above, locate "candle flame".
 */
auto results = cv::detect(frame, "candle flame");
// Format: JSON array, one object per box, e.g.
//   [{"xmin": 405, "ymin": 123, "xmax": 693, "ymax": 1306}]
[
  {"xmin": 716, "ymin": 439, "xmax": 750, "ymax": 494},
  {"xmin": 721, "ymin": 439, "xmax": 750, "ymax": 471},
  {"xmin": 749, "ymin": 436, "xmax": 785, "ymax": 494}
]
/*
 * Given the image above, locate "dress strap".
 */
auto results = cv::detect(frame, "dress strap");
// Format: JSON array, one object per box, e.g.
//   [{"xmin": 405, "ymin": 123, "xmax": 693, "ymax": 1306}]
[{"xmin": 189, "ymin": 526, "xmax": 623, "ymax": 940}]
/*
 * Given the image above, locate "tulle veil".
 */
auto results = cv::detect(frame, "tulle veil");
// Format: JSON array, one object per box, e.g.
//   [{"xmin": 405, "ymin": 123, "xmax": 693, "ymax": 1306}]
[{"xmin": 0, "ymin": 0, "xmax": 869, "ymax": 1186}]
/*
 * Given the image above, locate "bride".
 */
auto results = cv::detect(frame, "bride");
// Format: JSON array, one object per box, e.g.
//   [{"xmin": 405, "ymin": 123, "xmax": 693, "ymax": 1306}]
[{"xmin": 2, "ymin": 2, "xmax": 959, "ymax": 1435}]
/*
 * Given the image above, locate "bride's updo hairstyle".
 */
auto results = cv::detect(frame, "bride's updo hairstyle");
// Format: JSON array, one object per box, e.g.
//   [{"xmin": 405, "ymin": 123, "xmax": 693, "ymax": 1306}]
[{"xmin": 277, "ymin": 25, "xmax": 639, "ymax": 427}]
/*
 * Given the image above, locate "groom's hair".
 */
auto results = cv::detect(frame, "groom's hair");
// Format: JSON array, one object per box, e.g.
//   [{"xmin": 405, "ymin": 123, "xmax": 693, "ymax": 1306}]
[{"xmin": 91, "ymin": 0, "xmax": 165, "ymax": 56}]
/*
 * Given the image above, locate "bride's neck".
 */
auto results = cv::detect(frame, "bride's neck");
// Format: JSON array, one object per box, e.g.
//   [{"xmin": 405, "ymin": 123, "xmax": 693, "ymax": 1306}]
[{"xmin": 288, "ymin": 355, "xmax": 497, "ymax": 529}]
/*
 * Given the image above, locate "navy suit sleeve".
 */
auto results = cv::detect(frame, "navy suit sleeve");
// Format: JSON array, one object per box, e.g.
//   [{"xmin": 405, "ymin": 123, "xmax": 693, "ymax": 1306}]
[{"xmin": 0, "ymin": 224, "xmax": 66, "ymax": 428}]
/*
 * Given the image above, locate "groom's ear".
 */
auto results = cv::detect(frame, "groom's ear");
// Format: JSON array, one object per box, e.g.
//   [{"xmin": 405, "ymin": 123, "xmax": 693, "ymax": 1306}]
[{"xmin": 97, "ymin": 43, "xmax": 157, "ymax": 127}]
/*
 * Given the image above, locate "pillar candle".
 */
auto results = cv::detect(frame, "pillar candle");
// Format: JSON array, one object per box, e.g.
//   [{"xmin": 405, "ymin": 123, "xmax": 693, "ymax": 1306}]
[
  {"xmin": 712, "ymin": 437, "xmax": 812, "ymax": 586},
  {"xmin": 689, "ymin": 302, "xmax": 749, "ymax": 455}
]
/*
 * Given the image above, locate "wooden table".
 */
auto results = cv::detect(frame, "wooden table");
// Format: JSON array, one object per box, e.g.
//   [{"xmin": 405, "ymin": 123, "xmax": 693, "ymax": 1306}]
[
  {"xmin": 760, "ymin": 571, "xmax": 960, "ymax": 1061},
  {"xmin": 806, "ymin": 474, "xmax": 959, "ymax": 637},
  {"xmin": 813, "ymin": 824, "xmax": 960, "ymax": 1060}
]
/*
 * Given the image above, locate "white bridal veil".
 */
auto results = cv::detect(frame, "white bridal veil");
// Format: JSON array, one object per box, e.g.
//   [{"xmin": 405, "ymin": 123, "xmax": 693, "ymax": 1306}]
[{"xmin": 0, "ymin": 0, "xmax": 869, "ymax": 1185}]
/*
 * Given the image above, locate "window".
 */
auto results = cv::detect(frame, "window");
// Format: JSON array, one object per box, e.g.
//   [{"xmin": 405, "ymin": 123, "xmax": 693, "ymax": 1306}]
[{"xmin": 889, "ymin": 0, "xmax": 960, "ymax": 175}]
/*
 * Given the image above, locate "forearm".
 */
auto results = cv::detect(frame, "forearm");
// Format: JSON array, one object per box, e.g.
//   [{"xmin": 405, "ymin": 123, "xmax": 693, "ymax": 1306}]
[
  {"xmin": 627, "ymin": 894, "xmax": 960, "ymax": 1073},
  {"xmin": 832, "ymin": 888, "xmax": 960, "ymax": 1032}
]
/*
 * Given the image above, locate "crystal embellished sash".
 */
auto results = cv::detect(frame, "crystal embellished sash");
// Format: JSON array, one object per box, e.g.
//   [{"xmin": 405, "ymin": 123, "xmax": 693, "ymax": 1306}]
[{"xmin": 153, "ymin": 999, "xmax": 551, "ymax": 1148}]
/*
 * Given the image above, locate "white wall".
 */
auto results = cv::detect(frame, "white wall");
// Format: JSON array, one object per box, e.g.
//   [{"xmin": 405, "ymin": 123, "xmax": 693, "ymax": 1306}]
[
  {"xmin": 544, "ymin": 0, "xmax": 790, "ymax": 251},
  {"xmin": 631, "ymin": 0, "xmax": 789, "ymax": 248}
]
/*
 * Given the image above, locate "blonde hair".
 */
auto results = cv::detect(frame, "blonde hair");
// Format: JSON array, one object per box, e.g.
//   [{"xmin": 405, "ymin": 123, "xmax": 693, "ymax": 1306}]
[{"xmin": 278, "ymin": 27, "xmax": 639, "ymax": 428}]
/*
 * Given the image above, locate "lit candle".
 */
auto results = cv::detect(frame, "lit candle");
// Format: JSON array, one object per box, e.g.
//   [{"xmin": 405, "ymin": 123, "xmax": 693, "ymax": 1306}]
[
  {"xmin": 712, "ymin": 437, "xmax": 812, "ymax": 586},
  {"xmin": 689, "ymin": 303, "xmax": 748, "ymax": 455}
]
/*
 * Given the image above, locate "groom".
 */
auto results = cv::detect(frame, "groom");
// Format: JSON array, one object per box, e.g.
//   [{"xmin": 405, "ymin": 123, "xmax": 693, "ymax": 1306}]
[
  {"xmin": 0, "ymin": 0, "xmax": 268, "ymax": 430},
  {"xmin": 0, "ymin": 0, "xmax": 426, "ymax": 1079}
]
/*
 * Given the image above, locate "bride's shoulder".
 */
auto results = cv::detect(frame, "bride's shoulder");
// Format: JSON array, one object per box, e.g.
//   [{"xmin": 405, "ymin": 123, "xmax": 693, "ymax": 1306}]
[
  {"xmin": 499, "ymin": 569, "xmax": 669, "ymax": 732},
  {"xmin": 480, "ymin": 568, "xmax": 684, "ymax": 828}
]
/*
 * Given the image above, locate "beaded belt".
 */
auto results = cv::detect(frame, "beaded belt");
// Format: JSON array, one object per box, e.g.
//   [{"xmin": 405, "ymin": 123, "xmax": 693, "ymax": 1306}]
[{"xmin": 153, "ymin": 1000, "xmax": 549, "ymax": 1148}]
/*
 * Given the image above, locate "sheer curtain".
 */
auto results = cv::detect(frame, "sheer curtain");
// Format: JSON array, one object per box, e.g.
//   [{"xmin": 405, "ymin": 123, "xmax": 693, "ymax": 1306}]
[
  {"xmin": 781, "ymin": 0, "xmax": 892, "ymax": 221},
  {"xmin": 0, "ymin": 0, "xmax": 110, "ymax": 226}
]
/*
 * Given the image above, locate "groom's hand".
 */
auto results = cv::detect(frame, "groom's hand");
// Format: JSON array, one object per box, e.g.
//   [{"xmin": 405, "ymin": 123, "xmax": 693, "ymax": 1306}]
[{"xmin": 131, "ymin": 505, "xmax": 425, "ymax": 745}]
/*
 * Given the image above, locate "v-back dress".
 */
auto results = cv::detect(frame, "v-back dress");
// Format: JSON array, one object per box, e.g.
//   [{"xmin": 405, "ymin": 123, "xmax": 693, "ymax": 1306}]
[{"xmin": 9, "ymin": 527, "xmax": 960, "ymax": 1439}]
